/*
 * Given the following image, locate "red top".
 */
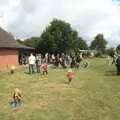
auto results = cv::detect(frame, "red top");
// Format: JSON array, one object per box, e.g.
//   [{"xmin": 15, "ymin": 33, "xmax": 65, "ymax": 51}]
[
  {"xmin": 67, "ymin": 71, "xmax": 75, "ymax": 78},
  {"xmin": 42, "ymin": 64, "xmax": 48, "ymax": 70}
]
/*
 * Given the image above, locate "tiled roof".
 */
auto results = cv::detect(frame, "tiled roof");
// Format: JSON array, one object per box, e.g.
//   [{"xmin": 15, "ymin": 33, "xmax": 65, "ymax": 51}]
[{"xmin": 0, "ymin": 27, "xmax": 34, "ymax": 50}]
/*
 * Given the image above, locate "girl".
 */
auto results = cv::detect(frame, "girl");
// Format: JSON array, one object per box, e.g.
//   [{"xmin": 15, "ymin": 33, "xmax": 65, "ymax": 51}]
[
  {"xmin": 66, "ymin": 69, "xmax": 75, "ymax": 84},
  {"xmin": 42, "ymin": 63, "xmax": 48, "ymax": 75}
]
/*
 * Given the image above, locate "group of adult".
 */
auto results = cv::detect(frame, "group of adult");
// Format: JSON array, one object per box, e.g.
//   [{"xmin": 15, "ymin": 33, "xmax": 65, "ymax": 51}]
[
  {"xmin": 116, "ymin": 55, "xmax": 120, "ymax": 75},
  {"xmin": 106, "ymin": 52, "xmax": 120, "ymax": 75},
  {"xmin": 26, "ymin": 52, "xmax": 88, "ymax": 73}
]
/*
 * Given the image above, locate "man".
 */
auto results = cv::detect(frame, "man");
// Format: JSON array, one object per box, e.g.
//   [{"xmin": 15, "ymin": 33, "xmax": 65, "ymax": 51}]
[
  {"xmin": 36, "ymin": 53, "xmax": 42, "ymax": 73},
  {"xmin": 45, "ymin": 53, "xmax": 48, "ymax": 64},
  {"xmin": 51, "ymin": 53, "xmax": 55, "ymax": 63},
  {"xmin": 116, "ymin": 55, "xmax": 120, "ymax": 75},
  {"xmin": 28, "ymin": 53, "xmax": 36, "ymax": 73}
]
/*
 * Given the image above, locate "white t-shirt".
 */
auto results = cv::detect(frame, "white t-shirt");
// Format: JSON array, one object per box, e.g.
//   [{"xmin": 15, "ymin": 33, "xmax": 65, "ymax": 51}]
[
  {"xmin": 52, "ymin": 54, "xmax": 55, "ymax": 60},
  {"xmin": 28, "ymin": 55, "xmax": 36, "ymax": 65}
]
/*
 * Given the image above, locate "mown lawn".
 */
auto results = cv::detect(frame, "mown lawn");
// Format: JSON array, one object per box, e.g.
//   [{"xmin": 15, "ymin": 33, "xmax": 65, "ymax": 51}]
[{"xmin": 0, "ymin": 58, "xmax": 120, "ymax": 120}]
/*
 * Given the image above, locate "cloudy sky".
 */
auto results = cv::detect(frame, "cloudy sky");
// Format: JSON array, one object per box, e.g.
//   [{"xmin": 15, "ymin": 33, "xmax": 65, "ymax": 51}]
[{"xmin": 0, "ymin": 0, "xmax": 120, "ymax": 47}]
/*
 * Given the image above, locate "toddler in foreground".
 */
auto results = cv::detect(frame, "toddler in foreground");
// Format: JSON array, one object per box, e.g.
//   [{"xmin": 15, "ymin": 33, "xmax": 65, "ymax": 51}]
[{"xmin": 10, "ymin": 88, "xmax": 22, "ymax": 110}]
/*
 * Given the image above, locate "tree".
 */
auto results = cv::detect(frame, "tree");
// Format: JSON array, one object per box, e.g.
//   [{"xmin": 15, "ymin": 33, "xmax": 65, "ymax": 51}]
[
  {"xmin": 77, "ymin": 37, "xmax": 88, "ymax": 50},
  {"xmin": 17, "ymin": 37, "xmax": 39, "ymax": 48},
  {"xmin": 8, "ymin": 32, "xmax": 15, "ymax": 40},
  {"xmin": 105, "ymin": 47, "xmax": 114, "ymax": 56},
  {"xmin": 116, "ymin": 44, "xmax": 120, "ymax": 54},
  {"xmin": 37, "ymin": 19, "xmax": 88, "ymax": 53},
  {"xmin": 90, "ymin": 34, "xmax": 107, "ymax": 53}
]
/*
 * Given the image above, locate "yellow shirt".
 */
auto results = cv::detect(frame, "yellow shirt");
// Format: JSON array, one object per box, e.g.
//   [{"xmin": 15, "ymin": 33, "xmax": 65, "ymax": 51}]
[{"xmin": 13, "ymin": 88, "xmax": 22, "ymax": 99}]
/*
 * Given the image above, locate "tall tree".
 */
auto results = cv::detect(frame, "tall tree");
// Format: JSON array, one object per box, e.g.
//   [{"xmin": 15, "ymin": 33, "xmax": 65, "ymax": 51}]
[
  {"xmin": 37, "ymin": 19, "xmax": 88, "ymax": 53},
  {"xmin": 116, "ymin": 44, "xmax": 120, "ymax": 54},
  {"xmin": 17, "ymin": 37, "xmax": 39, "ymax": 48},
  {"xmin": 90, "ymin": 34, "xmax": 107, "ymax": 53}
]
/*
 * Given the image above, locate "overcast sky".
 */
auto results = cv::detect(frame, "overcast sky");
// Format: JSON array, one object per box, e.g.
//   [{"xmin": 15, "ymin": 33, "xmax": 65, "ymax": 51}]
[{"xmin": 0, "ymin": 0, "xmax": 120, "ymax": 47}]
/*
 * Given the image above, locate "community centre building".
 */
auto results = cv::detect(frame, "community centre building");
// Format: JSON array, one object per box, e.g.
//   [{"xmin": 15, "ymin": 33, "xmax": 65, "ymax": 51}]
[{"xmin": 0, "ymin": 27, "xmax": 34, "ymax": 70}]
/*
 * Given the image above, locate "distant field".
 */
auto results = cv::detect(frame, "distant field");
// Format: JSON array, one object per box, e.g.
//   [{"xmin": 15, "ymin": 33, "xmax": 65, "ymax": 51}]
[{"xmin": 0, "ymin": 58, "xmax": 120, "ymax": 120}]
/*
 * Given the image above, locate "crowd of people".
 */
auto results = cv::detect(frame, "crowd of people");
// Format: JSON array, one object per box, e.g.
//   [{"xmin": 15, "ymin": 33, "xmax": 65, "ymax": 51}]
[
  {"xmin": 106, "ymin": 52, "xmax": 120, "ymax": 75},
  {"xmin": 10, "ymin": 51, "xmax": 120, "ymax": 111},
  {"xmin": 20, "ymin": 51, "xmax": 120, "ymax": 75},
  {"xmin": 21, "ymin": 52, "xmax": 88, "ymax": 74}
]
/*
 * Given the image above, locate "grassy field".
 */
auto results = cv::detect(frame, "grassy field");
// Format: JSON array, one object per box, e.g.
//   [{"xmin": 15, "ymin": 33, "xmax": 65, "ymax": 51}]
[{"xmin": 0, "ymin": 58, "xmax": 120, "ymax": 120}]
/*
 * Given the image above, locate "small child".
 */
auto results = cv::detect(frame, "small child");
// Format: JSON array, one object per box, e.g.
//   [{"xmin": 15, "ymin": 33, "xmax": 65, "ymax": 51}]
[
  {"xmin": 11, "ymin": 88, "xmax": 22, "ymax": 109},
  {"xmin": 66, "ymin": 69, "xmax": 75, "ymax": 84},
  {"xmin": 42, "ymin": 63, "xmax": 48, "ymax": 75},
  {"xmin": 11, "ymin": 65, "xmax": 15, "ymax": 74}
]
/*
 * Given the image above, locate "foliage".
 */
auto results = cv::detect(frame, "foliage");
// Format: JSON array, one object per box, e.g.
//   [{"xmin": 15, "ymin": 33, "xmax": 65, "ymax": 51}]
[
  {"xmin": 17, "ymin": 37, "xmax": 39, "ymax": 48},
  {"xmin": 8, "ymin": 32, "xmax": 15, "ymax": 40},
  {"xmin": 37, "ymin": 19, "xmax": 88, "ymax": 53},
  {"xmin": 116, "ymin": 44, "xmax": 120, "ymax": 54},
  {"xmin": 90, "ymin": 34, "xmax": 107, "ymax": 53},
  {"xmin": 94, "ymin": 51, "xmax": 103, "ymax": 57},
  {"xmin": 105, "ymin": 47, "xmax": 115, "ymax": 56}
]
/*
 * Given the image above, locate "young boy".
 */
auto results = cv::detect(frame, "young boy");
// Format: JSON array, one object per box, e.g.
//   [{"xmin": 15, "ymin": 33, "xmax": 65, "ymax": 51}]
[
  {"xmin": 66, "ymin": 69, "xmax": 75, "ymax": 84},
  {"xmin": 42, "ymin": 63, "xmax": 48, "ymax": 75},
  {"xmin": 12, "ymin": 88, "xmax": 22, "ymax": 109}
]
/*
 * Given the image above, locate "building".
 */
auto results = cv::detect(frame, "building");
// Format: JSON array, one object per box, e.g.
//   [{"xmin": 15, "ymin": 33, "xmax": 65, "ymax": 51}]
[{"xmin": 0, "ymin": 27, "xmax": 34, "ymax": 70}]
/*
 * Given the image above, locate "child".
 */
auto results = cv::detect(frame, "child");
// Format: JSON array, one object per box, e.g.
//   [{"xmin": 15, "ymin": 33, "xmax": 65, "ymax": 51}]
[
  {"xmin": 66, "ymin": 69, "xmax": 75, "ymax": 84},
  {"xmin": 11, "ymin": 88, "xmax": 22, "ymax": 109},
  {"xmin": 11, "ymin": 65, "xmax": 15, "ymax": 74},
  {"xmin": 42, "ymin": 63, "xmax": 48, "ymax": 75}
]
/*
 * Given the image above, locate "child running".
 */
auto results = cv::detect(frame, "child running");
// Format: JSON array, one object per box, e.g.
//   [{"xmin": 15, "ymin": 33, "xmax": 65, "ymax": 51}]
[
  {"xmin": 11, "ymin": 88, "xmax": 22, "ymax": 110},
  {"xmin": 66, "ymin": 68, "xmax": 75, "ymax": 84},
  {"xmin": 42, "ymin": 63, "xmax": 48, "ymax": 75}
]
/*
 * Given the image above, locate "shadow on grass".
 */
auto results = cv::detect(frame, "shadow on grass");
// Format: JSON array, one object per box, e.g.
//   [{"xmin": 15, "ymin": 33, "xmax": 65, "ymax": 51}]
[
  {"xmin": 104, "ymin": 70, "xmax": 118, "ymax": 76},
  {"xmin": 24, "ymin": 72, "xmax": 40, "ymax": 74},
  {"xmin": 24, "ymin": 72, "xmax": 31, "ymax": 74}
]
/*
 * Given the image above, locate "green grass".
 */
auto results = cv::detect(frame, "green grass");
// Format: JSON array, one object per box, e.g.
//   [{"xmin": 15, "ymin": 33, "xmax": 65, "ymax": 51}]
[{"xmin": 0, "ymin": 58, "xmax": 120, "ymax": 120}]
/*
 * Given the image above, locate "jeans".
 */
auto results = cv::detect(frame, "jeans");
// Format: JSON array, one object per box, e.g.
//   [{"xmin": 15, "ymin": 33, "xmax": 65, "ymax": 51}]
[
  {"xmin": 10, "ymin": 97, "xmax": 22, "ymax": 109},
  {"xmin": 29, "ymin": 64, "xmax": 35, "ymax": 73},
  {"xmin": 36, "ymin": 65, "xmax": 41, "ymax": 73}
]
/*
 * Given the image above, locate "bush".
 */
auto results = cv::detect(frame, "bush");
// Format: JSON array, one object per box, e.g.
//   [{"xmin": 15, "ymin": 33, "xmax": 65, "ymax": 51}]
[{"xmin": 95, "ymin": 51, "xmax": 103, "ymax": 57}]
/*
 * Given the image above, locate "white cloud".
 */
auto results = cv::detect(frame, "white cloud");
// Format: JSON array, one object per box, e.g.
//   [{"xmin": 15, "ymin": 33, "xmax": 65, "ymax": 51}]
[{"xmin": 0, "ymin": 0, "xmax": 120, "ymax": 47}]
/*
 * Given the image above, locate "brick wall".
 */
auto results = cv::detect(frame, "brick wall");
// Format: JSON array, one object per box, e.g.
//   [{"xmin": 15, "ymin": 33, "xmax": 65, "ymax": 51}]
[{"xmin": 0, "ymin": 49, "xmax": 18, "ymax": 70}]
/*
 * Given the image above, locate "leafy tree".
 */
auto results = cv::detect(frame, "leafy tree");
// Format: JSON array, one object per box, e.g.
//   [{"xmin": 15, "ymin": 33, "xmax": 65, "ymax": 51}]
[
  {"xmin": 8, "ymin": 32, "xmax": 15, "ymax": 40},
  {"xmin": 37, "ymin": 19, "xmax": 88, "ymax": 53},
  {"xmin": 116, "ymin": 44, "xmax": 120, "ymax": 54},
  {"xmin": 90, "ymin": 34, "xmax": 107, "ymax": 53},
  {"xmin": 77, "ymin": 37, "xmax": 88, "ymax": 50},
  {"xmin": 17, "ymin": 37, "xmax": 39, "ymax": 48},
  {"xmin": 105, "ymin": 47, "xmax": 114, "ymax": 56}
]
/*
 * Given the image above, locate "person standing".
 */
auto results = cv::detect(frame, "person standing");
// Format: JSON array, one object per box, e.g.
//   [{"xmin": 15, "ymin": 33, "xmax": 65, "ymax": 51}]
[
  {"xmin": 28, "ymin": 53, "xmax": 36, "ymax": 73},
  {"xmin": 116, "ymin": 55, "xmax": 120, "ymax": 75},
  {"xmin": 51, "ymin": 53, "xmax": 55, "ymax": 63},
  {"xmin": 36, "ymin": 53, "xmax": 42, "ymax": 73},
  {"xmin": 105, "ymin": 55, "xmax": 111, "ymax": 65},
  {"xmin": 45, "ymin": 53, "xmax": 48, "ymax": 64}
]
